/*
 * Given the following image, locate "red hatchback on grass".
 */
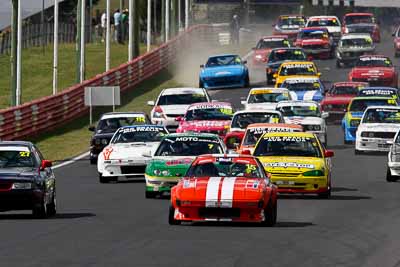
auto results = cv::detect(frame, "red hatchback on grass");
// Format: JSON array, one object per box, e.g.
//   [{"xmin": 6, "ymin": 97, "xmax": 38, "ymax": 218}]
[
  {"xmin": 320, "ymin": 82, "xmax": 368, "ymax": 123},
  {"xmin": 169, "ymin": 154, "xmax": 278, "ymax": 226},
  {"xmin": 348, "ymin": 55, "xmax": 398, "ymax": 87}
]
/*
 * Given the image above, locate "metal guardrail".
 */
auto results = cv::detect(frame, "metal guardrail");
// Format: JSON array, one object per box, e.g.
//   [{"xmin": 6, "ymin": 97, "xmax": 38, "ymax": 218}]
[{"xmin": 0, "ymin": 24, "xmax": 223, "ymax": 141}]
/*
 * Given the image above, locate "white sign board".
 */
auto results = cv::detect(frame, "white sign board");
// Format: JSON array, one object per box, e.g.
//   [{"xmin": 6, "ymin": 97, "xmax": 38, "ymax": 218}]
[{"xmin": 84, "ymin": 86, "xmax": 121, "ymax": 124}]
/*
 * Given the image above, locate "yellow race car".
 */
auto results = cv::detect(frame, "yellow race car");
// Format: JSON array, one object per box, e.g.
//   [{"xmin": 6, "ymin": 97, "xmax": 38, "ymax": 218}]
[
  {"xmin": 274, "ymin": 61, "xmax": 320, "ymax": 88},
  {"xmin": 250, "ymin": 132, "xmax": 334, "ymax": 198}
]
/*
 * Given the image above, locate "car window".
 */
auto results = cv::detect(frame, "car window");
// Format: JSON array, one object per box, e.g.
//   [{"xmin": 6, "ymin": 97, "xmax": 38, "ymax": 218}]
[
  {"xmin": 268, "ymin": 49, "xmax": 306, "ymax": 62},
  {"xmin": 157, "ymin": 93, "xmax": 208, "ymax": 105},
  {"xmin": 111, "ymin": 127, "xmax": 168, "ymax": 143},
  {"xmin": 362, "ymin": 108, "xmax": 400, "ymax": 123},
  {"xmin": 279, "ymin": 64, "xmax": 316, "ymax": 76},
  {"xmin": 97, "ymin": 116, "xmax": 147, "ymax": 133},
  {"xmin": 231, "ymin": 113, "xmax": 283, "ymax": 129},
  {"xmin": 256, "ymin": 39, "xmax": 290, "ymax": 49},
  {"xmin": 248, "ymin": 92, "xmax": 290, "ymax": 103},
  {"xmin": 155, "ymin": 137, "xmax": 223, "ymax": 156},
  {"xmin": 186, "ymin": 160, "xmax": 263, "ymax": 178},
  {"xmin": 185, "ymin": 107, "xmax": 233, "ymax": 121},
  {"xmin": 349, "ymin": 99, "xmax": 397, "ymax": 112},
  {"xmin": 254, "ymin": 136, "xmax": 322, "ymax": 157},
  {"xmin": 356, "ymin": 57, "xmax": 392, "ymax": 67},
  {"xmin": 330, "ymin": 85, "xmax": 360, "ymax": 95},
  {"xmin": 0, "ymin": 146, "xmax": 36, "ymax": 168},
  {"xmin": 206, "ymin": 55, "xmax": 241, "ymax": 67},
  {"xmin": 277, "ymin": 105, "xmax": 321, "ymax": 117}
]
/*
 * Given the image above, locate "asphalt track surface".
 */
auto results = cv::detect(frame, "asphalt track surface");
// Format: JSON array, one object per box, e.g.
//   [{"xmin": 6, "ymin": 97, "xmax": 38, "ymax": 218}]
[{"xmin": 2, "ymin": 31, "xmax": 400, "ymax": 267}]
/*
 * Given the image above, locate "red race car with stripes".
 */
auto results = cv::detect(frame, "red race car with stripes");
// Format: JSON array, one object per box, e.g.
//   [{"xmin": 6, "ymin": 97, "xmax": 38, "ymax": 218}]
[{"xmin": 169, "ymin": 154, "xmax": 277, "ymax": 226}]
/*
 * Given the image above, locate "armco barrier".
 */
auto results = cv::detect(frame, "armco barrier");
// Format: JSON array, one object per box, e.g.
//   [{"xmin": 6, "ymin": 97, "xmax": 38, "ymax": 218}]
[{"xmin": 0, "ymin": 24, "xmax": 225, "ymax": 141}]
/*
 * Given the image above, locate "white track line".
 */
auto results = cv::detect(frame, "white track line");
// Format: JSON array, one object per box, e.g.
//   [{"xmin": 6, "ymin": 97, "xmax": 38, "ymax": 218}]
[{"xmin": 52, "ymin": 151, "xmax": 90, "ymax": 170}]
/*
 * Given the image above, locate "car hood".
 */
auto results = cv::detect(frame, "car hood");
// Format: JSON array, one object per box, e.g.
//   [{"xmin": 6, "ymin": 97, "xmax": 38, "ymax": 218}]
[
  {"xmin": 158, "ymin": 105, "xmax": 189, "ymax": 115},
  {"xmin": 103, "ymin": 142, "xmax": 159, "ymax": 159},
  {"xmin": 254, "ymin": 49, "xmax": 272, "ymax": 56},
  {"xmin": 178, "ymin": 120, "xmax": 230, "ymax": 131},
  {"xmin": 258, "ymin": 156, "xmax": 325, "ymax": 173},
  {"xmin": 146, "ymin": 156, "xmax": 195, "ymax": 177},
  {"xmin": 201, "ymin": 66, "xmax": 245, "ymax": 77},
  {"xmin": 284, "ymin": 116, "xmax": 323, "ymax": 125},
  {"xmin": 358, "ymin": 123, "xmax": 400, "ymax": 132},
  {"xmin": 289, "ymin": 90, "xmax": 323, "ymax": 102},
  {"xmin": 347, "ymin": 23, "xmax": 376, "ymax": 29},
  {"xmin": 0, "ymin": 167, "xmax": 38, "ymax": 181},
  {"xmin": 351, "ymin": 67, "xmax": 395, "ymax": 78},
  {"xmin": 175, "ymin": 177, "xmax": 265, "ymax": 202}
]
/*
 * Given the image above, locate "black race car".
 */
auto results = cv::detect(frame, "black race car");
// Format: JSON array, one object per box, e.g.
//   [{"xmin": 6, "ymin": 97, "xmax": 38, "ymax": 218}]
[
  {"xmin": 0, "ymin": 141, "xmax": 56, "ymax": 218},
  {"xmin": 89, "ymin": 112, "xmax": 150, "ymax": 164}
]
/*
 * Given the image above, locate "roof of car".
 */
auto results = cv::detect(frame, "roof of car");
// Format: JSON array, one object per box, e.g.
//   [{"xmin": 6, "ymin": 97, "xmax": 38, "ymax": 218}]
[
  {"xmin": 270, "ymin": 47, "xmax": 303, "ymax": 52},
  {"xmin": 307, "ymin": 15, "xmax": 339, "ymax": 19},
  {"xmin": 246, "ymin": 123, "xmax": 302, "ymax": 129},
  {"xmin": 351, "ymin": 96, "xmax": 394, "ymax": 101},
  {"xmin": 208, "ymin": 54, "xmax": 239, "ymax": 58},
  {"xmin": 341, "ymin": 33, "xmax": 372, "ymax": 40},
  {"xmin": 282, "ymin": 77, "xmax": 320, "ymax": 82},
  {"xmin": 281, "ymin": 61, "xmax": 315, "ymax": 66},
  {"xmin": 333, "ymin": 82, "xmax": 368, "ymax": 87},
  {"xmin": 118, "ymin": 124, "xmax": 166, "ymax": 129},
  {"xmin": 262, "ymin": 131, "xmax": 315, "ymax": 138},
  {"xmin": 276, "ymin": 100, "xmax": 319, "ymax": 106},
  {"xmin": 233, "ymin": 110, "xmax": 282, "ymax": 115},
  {"xmin": 344, "ymin": 13, "xmax": 373, "ymax": 16},
  {"xmin": 0, "ymin": 141, "xmax": 34, "ymax": 147},
  {"xmin": 196, "ymin": 154, "xmax": 255, "ymax": 159},
  {"xmin": 101, "ymin": 112, "xmax": 147, "ymax": 119},
  {"xmin": 249, "ymin": 87, "xmax": 289, "ymax": 93},
  {"xmin": 301, "ymin": 27, "xmax": 329, "ymax": 32},
  {"xmin": 161, "ymin": 88, "xmax": 206, "ymax": 95},
  {"xmin": 361, "ymin": 87, "xmax": 397, "ymax": 91},
  {"xmin": 188, "ymin": 101, "xmax": 232, "ymax": 108},
  {"xmin": 260, "ymin": 35, "xmax": 288, "ymax": 40},
  {"xmin": 364, "ymin": 105, "xmax": 400, "ymax": 110}
]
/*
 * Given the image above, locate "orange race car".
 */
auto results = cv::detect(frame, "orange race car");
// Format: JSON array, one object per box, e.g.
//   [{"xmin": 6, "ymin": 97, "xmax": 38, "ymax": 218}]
[
  {"xmin": 169, "ymin": 154, "xmax": 278, "ymax": 226},
  {"xmin": 237, "ymin": 123, "xmax": 303, "ymax": 154}
]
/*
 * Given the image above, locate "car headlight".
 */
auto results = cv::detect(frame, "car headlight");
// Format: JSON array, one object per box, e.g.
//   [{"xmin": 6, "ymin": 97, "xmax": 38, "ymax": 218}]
[
  {"xmin": 255, "ymin": 54, "xmax": 263, "ymax": 60},
  {"xmin": 161, "ymin": 170, "xmax": 170, "ymax": 176},
  {"xmin": 306, "ymin": 125, "xmax": 321, "ymax": 131},
  {"xmin": 101, "ymin": 139, "xmax": 109, "ymax": 145},
  {"xmin": 303, "ymin": 170, "xmax": 324, "ymax": 176},
  {"xmin": 94, "ymin": 139, "xmax": 101, "ymax": 145},
  {"xmin": 361, "ymin": 132, "xmax": 374, "ymax": 138},
  {"xmin": 11, "ymin": 182, "xmax": 32, "ymax": 190},
  {"xmin": 350, "ymin": 120, "xmax": 360, "ymax": 127},
  {"xmin": 391, "ymin": 151, "xmax": 400, "ymax": 162},
  {"xmin": 153, "ymin": 169, "xmax": 161, "ymax": 175}
]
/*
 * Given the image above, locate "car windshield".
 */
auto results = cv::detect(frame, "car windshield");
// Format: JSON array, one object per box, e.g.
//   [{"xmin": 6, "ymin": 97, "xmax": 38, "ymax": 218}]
[
  {"xmin": 356, "ymin": 57, "xmax": 392, "ymax": 67},
  {"xmin": 349, "ymin": 99, "xmax": 396, "ymax": 112},
  {"xmin": 206, "ymin": 55, "xmax": 241, "ymax": 67},
  {"xmin": 279, "ymin": 64, "xmax": 316, "ymax": 76},
  {"xmin": 231, "ymin": 113, "xmax": 282, "ymax": 129},
  {"xmin": 268, "ymin": 49, "xmax": 306, "ymax": 63},
  {"xmin": 254, "ymin": 136, "xmax": 322, "ymax": 157},
  {"xmin": 185, "ymin": 107, "xmax": 233, "ymax": 121},
  {"xmin": 298, "ymin": 30, "xmax": 328, "ymax": 39},
  {"xmin": 256, "ymin": 39, "xmax": 289, "ymax": 49},
  {"xmin": 308, "ymin": 19, "xmax": 339, "ymax": 27},
  {"xmin": 248, "ymin": 91, "xmax": 290, "ymax": 103},
  {"xmin": 277, "ymin": 105, "xmax": 321, "ymax": 117},
  {"xmin": 97, "ymin": 116, "xmax": 147, "ymax": 133},
  {"xmin": 331, "ymin": 85, "xmax": 360, "ymax": 95},
  {"xmin": 243, "ymin": 127, "xmax": 301, "ymax": 146},
  {"xmin": 362, "ymin": 108, "xmax": 400, "ymax": 123},
  {"xmin": 278, "ymin": 16, "xmax": 305, "ymax": 27},
  {"xmin": 0, "ymin": 148, "xmax": 35, "ymax": 168},
  {"xmin": 186, "ymin": 160, "xmax": 263, "ymax": 178},
  {"xmin": 157, "ymin": 93, "xmax": 207, "ymax": 105},
  {"xmin": 155, "ymin": 137, "xmax": 223, "ymax": 156},
  {"xmin": 341, "ymin": 38, "xmax": 372, "ymax": 47},
  {"xmin": 345, "ymin": 15, "xmax": 374, "ymax": 25},
  {"xmin": 111, "ymin": 127, "xmax": 168, "ymax": 143},
  {"xmin": 282, "ymin": 81, "xmax": 321, "ymax": 91},
  {"xmin": 358, "ymin": 89, "xmax": 397, "ymax": 98}
]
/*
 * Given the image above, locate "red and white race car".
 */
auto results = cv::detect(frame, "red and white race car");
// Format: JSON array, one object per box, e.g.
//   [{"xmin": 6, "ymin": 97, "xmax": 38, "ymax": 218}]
[
  {"xmin": 342, "ymin": 13, "xmax": 380, "ymax": 43},
  {"xmin": 252, "ymin": 35, "xmax": 290, "ymax": 66},
  {"xmin": 273, "ymin": 15, "xmax": 306, "ymax": 40},
  {"xmin": 393, "ymin": 25, "xmax": 400, "ymax": 57},
  {"xmin": 176, "ymin": 102, "xmax": 233, "ymax": 138},
  {"xmin": 294, "ymin": 27, "xmax": 334, "ymax": 59},
  {"xmin": 348, "ymin": 55, "xmax": 398, "ymax": 87},
  {"xmin": 169, "ymin": 154, "xmax": 278, "ymax": 225}
]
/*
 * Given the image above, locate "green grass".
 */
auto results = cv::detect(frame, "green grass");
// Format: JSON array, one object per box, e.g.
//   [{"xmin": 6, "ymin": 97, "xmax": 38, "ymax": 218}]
[{"xmin": 0, "ymin": 42, "xmax": 149, "ymax": 109}]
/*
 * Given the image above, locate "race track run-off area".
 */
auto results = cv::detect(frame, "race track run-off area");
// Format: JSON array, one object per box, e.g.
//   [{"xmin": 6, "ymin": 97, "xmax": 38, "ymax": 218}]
[{"xmin": 2, "ymin": 27, "xmax": 400, "ymax": 267}]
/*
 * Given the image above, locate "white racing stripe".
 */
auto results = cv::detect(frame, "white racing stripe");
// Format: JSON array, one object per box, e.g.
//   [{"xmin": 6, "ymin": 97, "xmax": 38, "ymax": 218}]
[
  {"xmin": 205, "ymin": 177, "xmax": 222, "ymax": 207},
  {"xmin": 220, "ymin": 177, "xmax": 237, "ymax": 208},
  {"xmin": 303, "ymin": 90, "xmax": 317, "ymax": 101}
]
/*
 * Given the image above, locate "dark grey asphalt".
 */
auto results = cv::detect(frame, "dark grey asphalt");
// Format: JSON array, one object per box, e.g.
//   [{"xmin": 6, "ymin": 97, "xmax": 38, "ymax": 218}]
[{"xmin": 1, "ymin": 29, "xmax": 400, "ymax": 267}]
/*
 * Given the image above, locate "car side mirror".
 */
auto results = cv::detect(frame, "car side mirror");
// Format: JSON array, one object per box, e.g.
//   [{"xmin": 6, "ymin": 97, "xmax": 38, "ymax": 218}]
[
  {"xmin": 241, "ymin": 149, "xmax": 251, "ymax": 155},
  {"xmin": 147, "ymin": 100, "xmax": 155, "ymax": 106},
  {"xmin": 321, "ymin": 112, "xmax": 329, "ymax": 119},
  {"xmin": 88, "ymin": 126, "xmax": 95, "ymax": 132},
  {"xmin": 175, "ymin": 116, "xmax": 183, "ymax": 122},
  {"xmin": 324, "ymin": 150, "xmax": 334, "ymax": 158},
  {"xmin": 142, "ymin": 150, "xmax": 152, "ymax": 157},
  {"xmin": 200, "ymin": 64, "xmax": 204, "ymax": 68},
  {"xmin": 41, "ymin": 160, "xmax": 52, "ymax": 170}
]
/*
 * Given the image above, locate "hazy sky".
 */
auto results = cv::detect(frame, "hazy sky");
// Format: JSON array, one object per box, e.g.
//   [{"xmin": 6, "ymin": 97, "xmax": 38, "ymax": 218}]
[{"xmin": 0, "ymin": 0, "xmax": 61, "ymax": 30}]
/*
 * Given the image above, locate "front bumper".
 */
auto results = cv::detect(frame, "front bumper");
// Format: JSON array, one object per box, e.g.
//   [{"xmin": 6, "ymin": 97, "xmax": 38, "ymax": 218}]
[
  {"xmin": 388, "ymin": 161, "xmax": 400, "ymax": 176},
  {"xmin": 356, "ymin": 137, "xmax": 392, "ymax": 152},
  {"xmin": 0, "ymin": 189, "xmax": 42, "ymax": 211},
  {"xmin": 203, "ymin": 79, "xmax": 246, "ymax": 89},
  {"xmin": 102, "ymin": 160, "xmax": 149, "ymax": 177},
  {"xmin": 271, "ymin": 176, "xmax": 329, "ymax": 194},
  {"xmin": 303, "ymin": 48, "xmax": 331, "ymax": 55},
  {"xmin": 145, "ymin": 175, "xmax": 180, "ymax": 193}
]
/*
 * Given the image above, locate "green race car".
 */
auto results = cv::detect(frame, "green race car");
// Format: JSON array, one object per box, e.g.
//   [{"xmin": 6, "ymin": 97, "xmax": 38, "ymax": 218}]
[{"xmin": 144, "ymin": 132, "xmax": 227, "ymax": 198}]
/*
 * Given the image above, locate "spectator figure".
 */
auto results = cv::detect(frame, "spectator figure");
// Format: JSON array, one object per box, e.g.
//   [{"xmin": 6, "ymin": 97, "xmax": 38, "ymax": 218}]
[
  {"xmin": 121, "ymin": 9, "xmax": 129, "ymax": 41},
  {"xmin": 113, "ymin": 9, "xmax": 122, "ymax": 43},
  {"xmin": 230, "ymin": 14, "xmax": 240, "ymax": 45},
  {"xmin": 101, "ymin": 11, "xmax": 107, "ymax": 43}
]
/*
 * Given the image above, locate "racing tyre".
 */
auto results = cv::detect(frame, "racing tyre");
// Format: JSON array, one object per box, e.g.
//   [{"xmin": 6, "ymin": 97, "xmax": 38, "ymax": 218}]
[
  {"xmin": 354, "ymin": 149, "xmax": 362, "ymax": 155},
  {"xmin": 90, "ymin": 157, "xmax": 97, "ymax": 165},
  {"xmin": 32, "ymin": 197, "xmax": 48, "ymax": 219},
  {"xmin": 47, "ymin": 191, "xmax": 57, "ymax": 217},
  {"xmin": 99, "ymin": 173, "xmax": 109, "ymax": 183},
  {"xmin": 199, "ymin": 80, "xmax": 204, "ymax": 88},
  {"xmin": 168, "ymin": 205, "xmax": 181, "ymax": 225},
  {"xmin": 244, "ymin": 75, "xmax": 250, "ymax": 88},
  {"xmin": 145, "ymin": 191, "xmax": 158, "ymax": 199},
  {"xmin": 318, "ymin": 188, "xmax": 331, "ymax": 199},
  {"xmin": 387, "ymin": 168, "xmax": 397, "ymax": 182},
  {"xmin": 263, "ymin": 200, "xmax": 277, "ymax": 227}
]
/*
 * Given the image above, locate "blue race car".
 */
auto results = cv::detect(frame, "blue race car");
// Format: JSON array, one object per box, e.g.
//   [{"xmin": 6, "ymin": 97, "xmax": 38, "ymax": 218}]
[
  {"xmin": 341, "ymin": 96, "xmax": 397, "ymax": 144},
  {"xmin": 280, "ymin": 77, "xmax": 325, "ymax": 102},
  {"xmin": 199, "ymin": 54, "xmax": 249, "ymax": 89}
]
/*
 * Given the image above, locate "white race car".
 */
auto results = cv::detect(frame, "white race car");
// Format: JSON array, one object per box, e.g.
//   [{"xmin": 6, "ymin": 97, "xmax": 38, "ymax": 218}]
[
  {"xmin": 241, "ymin": 87, "xmax": 291, "ymax": 110},
  {"xmin": 97, "ymin": 125, "xmax": 168, "ymax": 183},
  {"xmin": 306, "ymin": 16, "xmax": 342, "ymax": 43},
  {"xmin": 276, "ymin": 100, "xmax": 329, "ymax": 145},
  {"xmin": 229, "ymin": 110, "xmax": 285, "ymax": 133},
  {"xmin": 355, "ymin": 106, "xmax": 400, "ymax": 154},
  {"xmin": 387, "ymin": 129, "xmax": 400, "ymax": 182},
  {"xmin": 147, "ymin": 88, "xmax": 211, "ymax": 132}
]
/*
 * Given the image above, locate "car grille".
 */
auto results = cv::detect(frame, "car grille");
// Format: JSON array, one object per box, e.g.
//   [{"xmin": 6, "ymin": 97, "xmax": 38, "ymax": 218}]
[
  {"xmin": 271, "ymin": 172, "xmax": 301, "ymax": 177},
  {"xmin": 209, "ymin": 76, "xmax": 241, "ymax": 86},
  {"xmin": 198, "ymin": 208, "xmax": 241, "ymax": 218},
  {"xmin": 361, "ymin": 132, "xmax": 396, "ymax": 139},
  {"xmin": 120, "ymin": 165, "xmax": 146, "ymax": 174},
  {"xmin": 303, "ymin": 44, "xmax": 324, "ymax": 50}
]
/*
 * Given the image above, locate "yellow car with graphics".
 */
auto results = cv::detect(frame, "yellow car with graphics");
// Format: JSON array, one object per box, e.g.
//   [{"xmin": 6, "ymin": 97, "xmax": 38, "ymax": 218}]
[
  {"xmin": 251, "ymin": 132, "xmax": 334, "ymax": 198},
  {"xmin": 274, "ymin": 61, "xmax": 321, "ymax": 88}
]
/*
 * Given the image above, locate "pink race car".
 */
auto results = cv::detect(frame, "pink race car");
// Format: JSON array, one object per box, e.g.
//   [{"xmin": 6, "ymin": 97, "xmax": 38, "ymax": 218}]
[{"xmin": 176, "ymin": 102, "xmax": 233, "ymax": 138}]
